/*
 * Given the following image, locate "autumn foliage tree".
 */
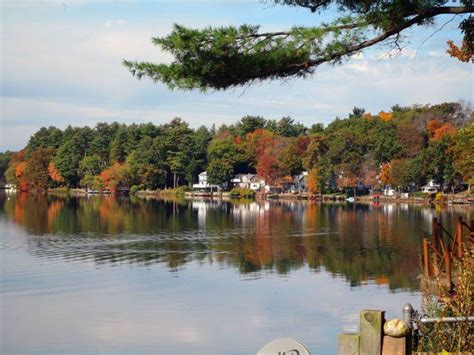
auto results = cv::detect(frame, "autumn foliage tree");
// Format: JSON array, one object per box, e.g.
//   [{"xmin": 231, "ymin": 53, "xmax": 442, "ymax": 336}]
[
  {"xmin": 257, "ymin": 150, "xmax": 280, "ymax": 186},
  {"xmin": 378, "ymin": 111, "xmax": 393, "ymax": 121},
  {"xmin": 15, "ymin": 161, "xmax": 29, "ymax": 191},
  {"xmin": 244, "ymin": 128, "xmax": 276, "ymax": 169},
  {"xmin": 432, "ymin": 123, "xmax": 457, "ymax": 141},
  {"xmin": 427, "ymin": 118, "xmax": 458, "ymax": 141},
  {"xmin": 23, "ymin": 148, "xmax": 54, "ymax": 192},
  {"xmin": 379, "ymin": 162, "xmax": 392, "ymax": 186},
  {"xmin": 5, "ymin": 150, "xmax": 26, "ymax": 188},
  {"xmin": 450, "ymin": 124, "xmax": 474, "ymax": 192},
  {"xmin": 48, "ymin": 163, "xmax": 64, "ymax": 185},
  {"xmin": 100, "ymin": 163, "xmax": 130, "ymax": 192},
  {"xmin": 307, "ymin": 168, "xmax": 321, "ymax": 194}
]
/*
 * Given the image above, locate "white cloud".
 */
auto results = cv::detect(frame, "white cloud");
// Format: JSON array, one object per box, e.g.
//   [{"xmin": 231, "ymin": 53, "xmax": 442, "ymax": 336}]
[{"xmin": 104, "ymin": 19, "xmax": 127, "ymax": 28}]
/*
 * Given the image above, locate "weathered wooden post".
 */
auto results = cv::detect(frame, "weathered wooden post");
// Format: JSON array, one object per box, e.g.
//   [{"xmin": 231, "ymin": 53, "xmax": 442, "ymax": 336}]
[
  {"xmin": 445, "ymin": 244, "xmax": 452, "ymax": 289},
  {"xmin": 338, "ymin": 307, "xmax": 411, "ymax": 355},
  {"xmin": 457, "ymin": 216, "xmax": 463, "ymax": 259},
  {"xmin": 338, "ymin": 333, "xmax": 359, "ymax": 355},
  {"xmin": 422, "ymin": 238, "xmax": 430, "ymax": 277},
  {"xmin": 359, "ymin": 310, "xmax": 384, "ymax": 355},
  {"xmin": 432, "ymin": 218, "xmax": 439, "ymax": 275}
]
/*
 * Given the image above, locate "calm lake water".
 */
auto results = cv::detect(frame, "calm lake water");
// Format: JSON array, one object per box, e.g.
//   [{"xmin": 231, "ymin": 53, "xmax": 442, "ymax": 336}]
[{"xmin": 1, "ymin": 192, "xmax": 472, "ymax": 354}]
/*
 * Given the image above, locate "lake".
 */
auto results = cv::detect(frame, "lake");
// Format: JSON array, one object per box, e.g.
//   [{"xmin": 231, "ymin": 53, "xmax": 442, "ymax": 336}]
[{"xmin": 1, "ymin": 193, "xmax": 472, "ymax": 354}]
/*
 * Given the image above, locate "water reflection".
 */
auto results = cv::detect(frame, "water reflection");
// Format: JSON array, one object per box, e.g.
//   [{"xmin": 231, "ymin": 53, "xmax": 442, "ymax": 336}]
[{"xmin": 1, "ymin": 193, "xmax": 472, "ymax": 291}]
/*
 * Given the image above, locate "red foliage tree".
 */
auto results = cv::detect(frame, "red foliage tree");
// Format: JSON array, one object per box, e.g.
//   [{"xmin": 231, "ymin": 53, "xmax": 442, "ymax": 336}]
[
  {"xmin": 257, "ymin": 150, "xmax": 279, "ymax": 185},
  {"xmin": 244, "ymin": 129, "xmax": 275, "ymax": 166}
]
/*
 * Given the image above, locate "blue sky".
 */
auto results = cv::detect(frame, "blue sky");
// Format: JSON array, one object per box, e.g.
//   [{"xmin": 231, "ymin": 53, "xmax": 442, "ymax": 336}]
[{"xmin": 1, "ymin": 0, "xmax": 473, "ymax": 151}]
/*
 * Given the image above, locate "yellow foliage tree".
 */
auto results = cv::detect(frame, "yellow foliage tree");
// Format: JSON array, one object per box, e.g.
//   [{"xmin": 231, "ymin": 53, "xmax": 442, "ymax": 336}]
[{"xmin": 378, "ymin": 111, "xmax": 393, "ymax": 121}]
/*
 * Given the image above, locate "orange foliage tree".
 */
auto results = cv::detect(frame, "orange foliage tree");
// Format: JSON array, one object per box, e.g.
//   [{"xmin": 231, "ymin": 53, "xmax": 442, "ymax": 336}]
[
  {"xmin": 307, "ymin": 168, "xmax": 321, "ymax": 194},
  {"xmin": 427, "ymin": 119, "xmax": 444, "ymax": 137},
  {"xmin": 48, "ymin": 162, "xmax": 65, "ymax": 184},
  {"xmin": 5, "ymin": 150, "xmax": 26, "ymax": 187},
  {"xmin": 100, "ymin": 163, "xmax": 130, "ymax": 192},
  {"xmin": 379, "ymin": 162, "xmax": 392, "ymax": 186},
  {"xmin": 427, "ymin": 119, "xmax": 457, "ymax": 141},
  {"xmin": 432, "ymin": 123, "xmax": 457, "ymax": 141},
  {"xmin": 15, "ymin": 161, "xmax": 29, "ymax": 191},
  {"xmin": 378, "ymin": 111, "xmax": 393, "ymax": 121}
]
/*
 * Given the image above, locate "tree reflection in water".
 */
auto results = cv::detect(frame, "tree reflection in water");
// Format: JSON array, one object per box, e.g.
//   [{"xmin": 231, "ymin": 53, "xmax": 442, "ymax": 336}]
[{"xmin": 2, "ymin": 193, "xmax": 472, "ymax": 291}]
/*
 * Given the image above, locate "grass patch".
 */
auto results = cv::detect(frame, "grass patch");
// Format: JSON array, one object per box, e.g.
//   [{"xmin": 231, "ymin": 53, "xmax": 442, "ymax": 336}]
[{"xmin": 160, "ymin": 186, "xmax": 191, "ymax": 196}]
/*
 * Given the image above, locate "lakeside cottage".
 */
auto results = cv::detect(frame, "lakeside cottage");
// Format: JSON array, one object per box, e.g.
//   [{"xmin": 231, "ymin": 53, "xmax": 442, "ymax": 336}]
[
  {"xmin": 290, "ymin": 171, "xmax": 308, "ymax": 193},
  {"xmin": 421, "ymin": 180, "xmax": 440, "ymax": 194},
  {"xmin": 192, "ymin": 171, "xmax": 220, "ymax": 192},
  {"xmin": 231, "ymin": 174, "xmax": 266, "ymax": 191}
]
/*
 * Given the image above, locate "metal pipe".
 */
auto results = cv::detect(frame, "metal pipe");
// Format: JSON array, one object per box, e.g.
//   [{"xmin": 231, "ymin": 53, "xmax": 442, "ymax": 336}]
[
  {"xmin": 403, "ymin": 303, "xmax": 414, "ymax": 328},
  {"xmin": 420, "ymin": 316, "xmax": 474, "ymax": 323}
]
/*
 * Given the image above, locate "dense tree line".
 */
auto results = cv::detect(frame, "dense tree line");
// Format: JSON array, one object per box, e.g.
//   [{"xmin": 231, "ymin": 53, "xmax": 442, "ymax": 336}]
[{"xmin": 1, "ymin": 102, "xmax": 473, "ymax": 193}]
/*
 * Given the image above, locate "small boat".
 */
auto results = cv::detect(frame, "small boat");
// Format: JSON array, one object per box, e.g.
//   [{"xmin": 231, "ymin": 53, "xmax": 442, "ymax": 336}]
[{"xmin": 346, "ymin": 197, "xmax": 355, "ymax": 203}]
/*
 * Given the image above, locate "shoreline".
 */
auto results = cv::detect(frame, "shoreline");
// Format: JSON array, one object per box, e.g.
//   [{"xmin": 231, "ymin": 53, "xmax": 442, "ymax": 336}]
[{"xmin": 8, "ymin": 188, "xmax": 471, "ymax": 206}]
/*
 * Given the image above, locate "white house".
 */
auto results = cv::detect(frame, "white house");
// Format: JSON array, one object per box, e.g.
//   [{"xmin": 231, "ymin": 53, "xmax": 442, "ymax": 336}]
[
  {"xmin": 421, "ymin": 180, "xmax": 440, "ymax": 194},
  {"xmin": 383, "ymin": 186, "xmax": 396, "ymax": 196},
  {"xmin": 231, "ymin": 174, "xmax": 266, "ymax": 191},
  {"xmin": 192, "ymin": 171, "xmax": 219, "ymax": 192}
]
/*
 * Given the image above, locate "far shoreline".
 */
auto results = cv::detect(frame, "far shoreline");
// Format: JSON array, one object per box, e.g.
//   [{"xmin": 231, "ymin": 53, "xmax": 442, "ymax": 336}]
[{"xmin": 7, "ymin": 188, "xmax": 473, "ymax": 206}]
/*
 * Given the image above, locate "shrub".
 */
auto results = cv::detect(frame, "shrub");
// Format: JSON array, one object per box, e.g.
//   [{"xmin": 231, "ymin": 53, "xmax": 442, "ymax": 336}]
[
  {"xmin": 410, "ymin": 191, "xmax": 429, "ymax": 198},
  {"xmin": 414, "ymin": 243, "xmax": 474, "ymax": 352},
  {"xmin": 130, "ymin": 185, "xmax": 141, "ymax": 194},
  {"xmin": 229, "ymin": 187, "xmax": 255, "ymax": 199},
  {"xmin": 161, "ymin": 186, "xmax": 188, "ymax": 196}
]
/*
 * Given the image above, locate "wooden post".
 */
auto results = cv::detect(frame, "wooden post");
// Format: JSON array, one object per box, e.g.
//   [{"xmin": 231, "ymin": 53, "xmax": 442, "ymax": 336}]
[
  {"xmin": 382, "ymin": 336, "xmax": 407, "ymax": 355},
  {"xmin": 432, "ymin": 218, "xmax": 439, "ymax": 274},
  {"xmin": 457, "ymin": 216, "xmax": 463, "ymax": 259},
  {"xmin": 338, "ymin": 333, "xmax": 360, "ymax": 355},
  {"xmin": 423, "ymin": 238, "xmax": 430, "ymax": 277},
  {"xmin": 359, "ymin": 310, "xmax": 384, "ymax": 355},
  {"xmin": 445, "ymin": 246, "xmax": 452, "ymax": 289}
]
